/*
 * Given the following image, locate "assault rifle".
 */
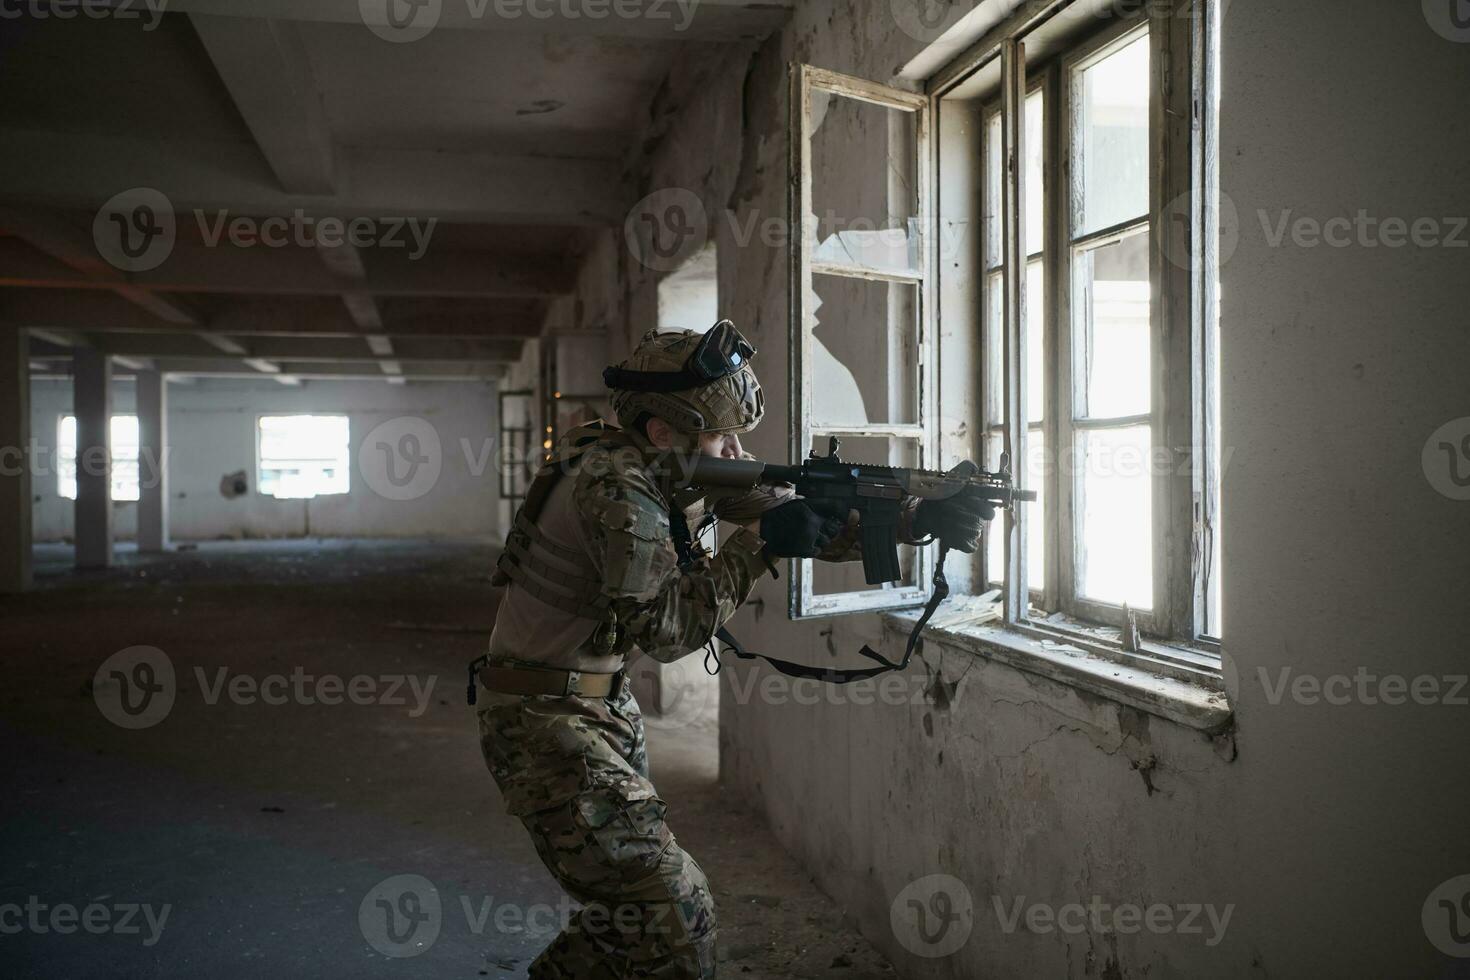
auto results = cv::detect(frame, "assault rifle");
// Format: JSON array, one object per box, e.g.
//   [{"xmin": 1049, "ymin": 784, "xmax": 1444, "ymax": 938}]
[{"xmin": 681, "ymin": 436, "xmax": 1037, "ymax": 585}]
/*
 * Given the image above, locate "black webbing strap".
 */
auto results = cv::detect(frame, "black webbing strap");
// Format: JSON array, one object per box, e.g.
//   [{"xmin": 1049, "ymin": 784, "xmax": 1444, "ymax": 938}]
[{"xmin": 710, "ymin": 544, "xmax": 952, "ymax": 684}]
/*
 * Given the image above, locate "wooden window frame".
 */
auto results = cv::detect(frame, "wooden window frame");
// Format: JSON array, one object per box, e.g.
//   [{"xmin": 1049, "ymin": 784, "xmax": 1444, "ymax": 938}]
[
  {"xmin": 788, "ymin": 64, "xmax": 938, "ymax": 620},
  {"xmin": 939, "ymin": 0, "xmax": 1221, "ymax": 650}
]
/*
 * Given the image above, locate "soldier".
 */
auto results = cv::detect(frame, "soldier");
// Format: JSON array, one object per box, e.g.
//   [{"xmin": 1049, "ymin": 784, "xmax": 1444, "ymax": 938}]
[{"xmin": 475, "ymin": 321, "xmax": 990, "ymax": 978}]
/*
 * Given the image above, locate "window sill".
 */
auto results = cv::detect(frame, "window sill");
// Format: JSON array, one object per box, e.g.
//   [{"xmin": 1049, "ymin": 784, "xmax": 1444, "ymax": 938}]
[{"xmin": 883, "ymin": 598, "xmax": 1232, "ymax": 733}]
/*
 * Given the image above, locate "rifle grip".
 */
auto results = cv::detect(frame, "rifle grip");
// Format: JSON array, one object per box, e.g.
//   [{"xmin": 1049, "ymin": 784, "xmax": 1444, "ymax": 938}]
[{"xmin": 860, "ymin": 521, "xmax": 902, "ymax": 585}]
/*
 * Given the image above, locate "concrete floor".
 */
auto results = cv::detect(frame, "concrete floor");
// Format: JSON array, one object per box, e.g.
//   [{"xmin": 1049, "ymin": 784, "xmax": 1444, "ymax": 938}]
[{"xmin": 1, "ymin": 539, "xmax": 897, "ymax": 979}]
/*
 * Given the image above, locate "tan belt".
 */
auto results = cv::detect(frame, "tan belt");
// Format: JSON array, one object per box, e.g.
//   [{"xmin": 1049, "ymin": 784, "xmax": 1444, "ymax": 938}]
[{"xmin": 478, "ymin": 664, "xmax": 625, "ymax": 699}]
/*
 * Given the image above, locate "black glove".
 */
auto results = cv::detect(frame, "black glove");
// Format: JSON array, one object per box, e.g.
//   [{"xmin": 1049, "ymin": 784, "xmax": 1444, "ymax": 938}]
[
  {"xmin": 913, "ymin": 491, "xmax": 997, "ymax": 554},
  {"xmin": 759, "ymin": 498, "xmax": 849, "ymax": 558}
]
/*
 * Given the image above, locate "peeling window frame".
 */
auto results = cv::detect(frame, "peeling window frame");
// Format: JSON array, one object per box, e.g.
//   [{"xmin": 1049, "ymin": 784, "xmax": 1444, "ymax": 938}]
[{"xmin": 787, "ymin": 64, "xmax": 939, "ymax": 620}]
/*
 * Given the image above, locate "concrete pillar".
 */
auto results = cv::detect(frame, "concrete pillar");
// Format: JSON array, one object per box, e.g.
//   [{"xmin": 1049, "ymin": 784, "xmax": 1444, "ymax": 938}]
[
  {"xmin": 135, "ymin": 369, "xmax": 169, "ymax": 553},
  {"xmin": 74, "ymin": 347, "xmax": 113, "ymax": 569},
  {"xmin": 0, "ymin": 330, "xmax": 32, "ymax": 592}
]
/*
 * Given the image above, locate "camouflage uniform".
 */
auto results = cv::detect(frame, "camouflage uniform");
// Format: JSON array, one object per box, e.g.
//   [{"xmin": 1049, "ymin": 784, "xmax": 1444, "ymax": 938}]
[{"xmin": 477, "ymin": 327, "xmax": 915, "ymax": 978}]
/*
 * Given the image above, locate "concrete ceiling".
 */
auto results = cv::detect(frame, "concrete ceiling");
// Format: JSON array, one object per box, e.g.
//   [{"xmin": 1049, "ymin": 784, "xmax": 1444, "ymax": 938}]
[{"xmin": 0, "ymin": 0, "xmax": 792, "ymax": 383}]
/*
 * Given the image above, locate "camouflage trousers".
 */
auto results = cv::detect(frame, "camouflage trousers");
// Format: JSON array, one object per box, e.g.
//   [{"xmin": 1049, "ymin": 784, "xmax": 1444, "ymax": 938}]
[{"xmin": 477, "ymin": 682, "xmax": 717, "ymax": 979}]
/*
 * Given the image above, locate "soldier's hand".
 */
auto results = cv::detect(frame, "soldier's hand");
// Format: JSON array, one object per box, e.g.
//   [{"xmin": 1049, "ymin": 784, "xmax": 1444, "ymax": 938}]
[
  {"xmin": 913, "ymin": 491, "xmax": 996, "ymax": 554},
  {"xmin": 758, "ymin": 499, "xmax": 849, "ymax": 558}
]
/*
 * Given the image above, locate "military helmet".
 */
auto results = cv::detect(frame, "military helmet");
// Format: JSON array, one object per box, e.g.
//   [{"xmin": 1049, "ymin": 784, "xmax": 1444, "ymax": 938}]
[{"xmin": 603, "ymin": 320, "xmax": 764, "ymax": 435}]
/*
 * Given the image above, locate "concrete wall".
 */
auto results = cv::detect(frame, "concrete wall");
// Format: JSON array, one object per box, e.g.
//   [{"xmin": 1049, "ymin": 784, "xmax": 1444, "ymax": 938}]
[
  {"xmin": 29, "ymin": 377, "xmax": 500, "ymax": 542},
  {"xmin": 559, "ymin": 1, "xmax": 1470, "ymax": 977}
]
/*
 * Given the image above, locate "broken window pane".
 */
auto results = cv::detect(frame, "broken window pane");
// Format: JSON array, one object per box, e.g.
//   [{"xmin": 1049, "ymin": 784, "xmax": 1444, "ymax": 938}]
[
  {"xmin": 1074, "ymin": 32, "xmax": 1150, "ymax": 236},
  {"xmin": 1074, "ymin": 229, "xmax": 1150, "ymax": 420},
  {"xmin": 1077, "ymin": 424, "xmax": 1152, "ymax": 608},
  {"xmin": 808, "ymin": 91, "xmax": 921, "ymax": 276},
  {"xmin": 810, "ymin": 273, "xmax": 919, "ymax": 427}
]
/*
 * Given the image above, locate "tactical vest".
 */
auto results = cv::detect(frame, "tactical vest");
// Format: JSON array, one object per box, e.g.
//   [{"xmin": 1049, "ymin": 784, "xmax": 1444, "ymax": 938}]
[{"xmin": 492, "ymin": 420, "xmax": 636, "ymax": 623}]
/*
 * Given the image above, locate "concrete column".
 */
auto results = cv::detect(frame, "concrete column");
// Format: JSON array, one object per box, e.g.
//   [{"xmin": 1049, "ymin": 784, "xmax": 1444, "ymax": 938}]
[
  {"xmin": 0, "ymin": 330, "xmax": 32, "ymax": 592},
  {"xmin": 135, "ymin": 369, "xmax": 169, "ymax": 553},
  {"xmin": 74, "ymin": 347, "xmax": 113, "ymax": 569}
]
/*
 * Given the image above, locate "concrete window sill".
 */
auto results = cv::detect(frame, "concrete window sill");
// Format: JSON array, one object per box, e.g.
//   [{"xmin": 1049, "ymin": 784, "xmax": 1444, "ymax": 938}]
[{"xmin": 883, "ymin": 599, "xmax": 1232, "ymax": 733}]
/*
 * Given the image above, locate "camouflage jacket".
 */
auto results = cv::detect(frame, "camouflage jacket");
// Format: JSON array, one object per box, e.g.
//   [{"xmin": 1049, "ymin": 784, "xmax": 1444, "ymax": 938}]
[{"xmin": 486, "ymin": 425, "xmax": 919, "ymax": 674}]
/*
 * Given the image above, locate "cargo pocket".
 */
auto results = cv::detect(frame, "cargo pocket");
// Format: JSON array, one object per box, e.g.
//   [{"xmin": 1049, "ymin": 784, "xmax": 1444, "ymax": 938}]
[{"xmin": 573, "ymin": 789, "xmax": 673, "ymax": 882}]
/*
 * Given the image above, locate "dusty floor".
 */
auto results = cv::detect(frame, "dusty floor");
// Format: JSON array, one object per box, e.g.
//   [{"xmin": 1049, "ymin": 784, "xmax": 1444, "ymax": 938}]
[{"xmin": 0, "ymin": 539, "xmax": 897, "ymax": 979}]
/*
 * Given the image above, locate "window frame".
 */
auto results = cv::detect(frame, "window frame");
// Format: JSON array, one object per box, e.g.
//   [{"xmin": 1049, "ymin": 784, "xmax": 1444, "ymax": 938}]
[
  {"xmin": 938, "ymin": 0, "xmax": 1221, "ymax": 651},
  {"xmin": 788, "ymin": 63, "xmax": 938, "ymax": 620}
]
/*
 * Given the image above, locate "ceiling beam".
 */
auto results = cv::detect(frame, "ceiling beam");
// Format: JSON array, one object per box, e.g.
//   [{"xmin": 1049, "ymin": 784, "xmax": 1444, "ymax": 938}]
[
  {"xmin": 190, "ymin": 15, "xmax": 336, "ymax": 195},
  {"xmin": 0, "ymin": 205, "xmax": 201, "ymax": 325},
  {"xmin": 0, "ymin": 236, "xmax": 574, "ymax": 298},
  {"xmin": 0, "ymin": 290, "xmax": 551, "ymax": 339},
  {"xmin": 74, "ymin": 333, "xmax": 524, "ymax": 363},
  {"xmin": 0, "ymin": 129, "xmax": 629, "ymax": 226}
]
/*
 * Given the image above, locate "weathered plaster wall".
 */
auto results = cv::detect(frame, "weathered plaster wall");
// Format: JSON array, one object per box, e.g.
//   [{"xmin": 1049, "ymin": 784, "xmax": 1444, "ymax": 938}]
[
  {"xmin": 30, "ymin": 377, "xmax": 500, "ymax": 542},
  {"xmin": 562, "ymin": 1, "xmax": 1470, "ymax": 976}
]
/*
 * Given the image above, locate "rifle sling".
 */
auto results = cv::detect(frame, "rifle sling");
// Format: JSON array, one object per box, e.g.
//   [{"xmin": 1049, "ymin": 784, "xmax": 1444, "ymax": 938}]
[{"xmin": 714, "ymin": 544, "xmax": 952, "ymax": 684}]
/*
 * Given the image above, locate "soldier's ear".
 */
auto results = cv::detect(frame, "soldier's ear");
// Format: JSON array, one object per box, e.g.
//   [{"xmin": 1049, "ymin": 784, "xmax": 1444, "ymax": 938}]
[{"xmin": 644, "ymin": 416, "xmax": 675, "ymax": 449}]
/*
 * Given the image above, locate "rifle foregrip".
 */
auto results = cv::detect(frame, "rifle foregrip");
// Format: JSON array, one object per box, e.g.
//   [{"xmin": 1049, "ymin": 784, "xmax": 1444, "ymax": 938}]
[{"xmin": 860, "ymin": 521, "xmax": 903, "ymax": 585}]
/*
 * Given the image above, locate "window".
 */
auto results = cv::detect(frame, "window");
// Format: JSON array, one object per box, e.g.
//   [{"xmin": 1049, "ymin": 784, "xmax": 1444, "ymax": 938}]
[
  {"xmin": 792, "ymin": 0, "xmax": 1223, "ymax": 654},
  {"xmin": 966, "ymin": 3, "xmax": 1222, "ymax": 646},
  {"xmin": 789, "ymin": 65, "xmax": 935, "ymax": 618},
  {"xmin": 257, "ymin": 415, "xmax": 350, "ymax": 499},
  {"xmin": 58, "ymin": 415, "xmax": 139, "ymax": 501}
]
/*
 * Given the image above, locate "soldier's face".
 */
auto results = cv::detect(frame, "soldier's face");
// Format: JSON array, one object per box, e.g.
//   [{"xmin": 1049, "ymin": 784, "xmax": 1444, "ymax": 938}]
[{"xmin": 696, "ymin": 431, "xmax": 743, "ymax": 459}]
